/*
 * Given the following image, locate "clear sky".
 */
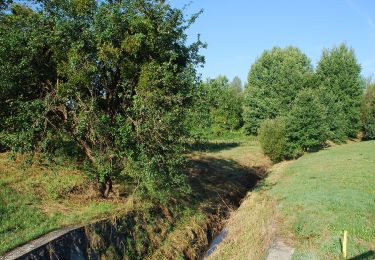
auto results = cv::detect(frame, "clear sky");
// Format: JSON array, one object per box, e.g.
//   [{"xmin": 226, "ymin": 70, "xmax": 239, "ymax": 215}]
[{"xmin": 169, "ymin": 0, "xmax": 375, "ymax": 84}]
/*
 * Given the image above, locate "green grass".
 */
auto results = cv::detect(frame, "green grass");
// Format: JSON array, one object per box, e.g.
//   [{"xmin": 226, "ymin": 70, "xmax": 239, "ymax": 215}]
[
  {"xmin": 271, "ymin": 140, "xmax": 375, "ymax": 259},
  {"xmin": 0, "ymin": 153, "xmax": 130, "ymax": 255},
  {"xmin": 209, "ymin": 140, "xmax": 375, "ymax": 260},
  {"xmin": 0, "ymin": 180, "xmax": 59, "ymax": 254}
]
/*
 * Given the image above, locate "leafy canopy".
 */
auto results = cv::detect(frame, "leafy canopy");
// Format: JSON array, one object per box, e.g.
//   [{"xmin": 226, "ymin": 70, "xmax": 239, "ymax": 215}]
[
  {"xmin": 243, "ymin": 46, "xmax": 313, "ymax": 135},
  {"xmin": 0, "ymin": 0, "xmax": 205, "ymax": 199},
  {"xmin": 315, "ymin": 43, "xmax": 362, "ymax": 139}
]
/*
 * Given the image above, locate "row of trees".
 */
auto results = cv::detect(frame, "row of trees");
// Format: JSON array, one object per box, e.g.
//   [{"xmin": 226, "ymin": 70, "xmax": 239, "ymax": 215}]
[
  {"xmin": 243, "ymin": 45, "xmax": 374, "ymax": 162},
  {"xmin": 188, "ymin": 76, "xmax": 243, "ymax": 139},
  {"xmin": 0, "ymin": 0, "xmax": 205, "ymax": 199}
]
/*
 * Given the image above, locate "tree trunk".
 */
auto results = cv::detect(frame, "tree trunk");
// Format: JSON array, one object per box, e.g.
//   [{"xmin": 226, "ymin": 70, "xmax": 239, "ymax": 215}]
[{"xmin": 100, "ymin": 176, "xmax": 113, "ymax": 198}]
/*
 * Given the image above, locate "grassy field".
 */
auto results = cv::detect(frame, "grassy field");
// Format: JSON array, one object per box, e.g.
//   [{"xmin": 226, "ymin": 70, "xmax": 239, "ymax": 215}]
[
  {"xmin": 209, "ymin": 140, "xmax": 375, "ymax": 259},
  {"xmin": 272, "ymin": 140, "xmax": 375, "ymax": 259}
]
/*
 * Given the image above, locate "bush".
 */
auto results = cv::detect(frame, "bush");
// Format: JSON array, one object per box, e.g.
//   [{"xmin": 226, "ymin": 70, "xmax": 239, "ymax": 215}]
[
  {"xmin": 259, "ymin": 89, "xmax": 329, "ymax": 162},
  {"xmin": 361, "ymin": 83, "xmax": 375, "ymax": 139},
  {"xmin": 258, "ymin": 117, "xmax": 287, "ymax": 162},
  {"xmin": 285, "ymin": 89, "xmax": 329, "ymax": 156}
]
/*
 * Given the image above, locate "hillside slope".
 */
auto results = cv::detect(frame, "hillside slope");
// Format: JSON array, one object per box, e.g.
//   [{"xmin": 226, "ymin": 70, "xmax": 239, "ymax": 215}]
[{"xmin": 209, "ymin": 141, "xmax": 375, "ymax": 259}]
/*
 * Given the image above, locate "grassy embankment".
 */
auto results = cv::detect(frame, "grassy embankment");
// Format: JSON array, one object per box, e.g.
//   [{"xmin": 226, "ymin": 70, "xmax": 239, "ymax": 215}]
[
  {"xmin": 0, "ymin": 134, "xmax": 271, "ymax": 258},
  {"xmin": 209, "ymin": 140, "xmax": 375, "ymax": 259}
]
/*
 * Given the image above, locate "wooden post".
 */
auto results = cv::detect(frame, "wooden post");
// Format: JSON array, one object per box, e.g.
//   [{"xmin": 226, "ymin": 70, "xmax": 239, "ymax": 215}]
[{"xmin": 343, "ymin": 230, "xmax": 348, "ymax": 259}]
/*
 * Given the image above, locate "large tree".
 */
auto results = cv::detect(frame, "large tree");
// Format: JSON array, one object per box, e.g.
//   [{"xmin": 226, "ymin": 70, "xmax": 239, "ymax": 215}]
[
  {"xmin": 243, "ymin": 46, "xmax": 313, "ymax": 135},
  {"xmin": 315, "ymin": 43, "xmax": 362, "ymax": 139},
  {"xmin": 0, "ymin": 0, "xmax": 204, "ymax": 199}
]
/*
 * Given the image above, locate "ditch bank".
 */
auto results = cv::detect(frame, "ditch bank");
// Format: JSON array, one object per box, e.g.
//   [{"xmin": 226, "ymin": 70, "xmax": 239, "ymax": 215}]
[{"xmin": 1, "ymin": 156, "xmax": 266, "ymax": 260}]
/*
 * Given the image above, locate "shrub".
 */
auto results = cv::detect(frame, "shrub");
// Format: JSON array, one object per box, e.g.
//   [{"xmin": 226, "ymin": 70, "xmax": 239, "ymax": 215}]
[
  {"xmin": 258, "ymin": 117, "xmax": 287, "ymax": 162},
  {"xmin": 285, "ymin": 89, "xmax": 329, "ymax": 155},
  {"xmin": 259, "ymin": 89, "xmax": 329, "ymax": 162}
]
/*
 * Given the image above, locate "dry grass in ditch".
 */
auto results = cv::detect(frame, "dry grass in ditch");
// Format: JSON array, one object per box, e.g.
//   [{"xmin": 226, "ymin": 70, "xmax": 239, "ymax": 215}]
[{"xmin": 207, "ymin": 192, "xmax": 277, "ymax": 260}]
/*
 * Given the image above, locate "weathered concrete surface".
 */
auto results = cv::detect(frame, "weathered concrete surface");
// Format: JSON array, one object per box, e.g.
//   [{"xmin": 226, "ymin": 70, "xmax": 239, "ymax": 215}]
[
  {"xmin": 0, "ymin": 211, "xmax": 147, "ymax": 260},
  {"xmin": 266, "ymin": 239, "xmax": 294, "ymax": 260},
  {"xmin": 204, "ymin": 228, "xmax": 228, "ymax": 258},
  {"xmin": 1, "ymin": 226, "xmax": 88, "ymax": 260}
]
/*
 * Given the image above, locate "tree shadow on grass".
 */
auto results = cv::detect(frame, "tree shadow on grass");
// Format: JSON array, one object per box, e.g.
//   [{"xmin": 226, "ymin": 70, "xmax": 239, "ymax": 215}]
[
  {"xmin": 187, "ymin": 156, "xmax": 267, "ymax": 210},
  {"xmin": 187, "ymin": 141, "xmax": 240, "ymax": 153},
  {"xmin": 348, "ymin": 250, "xmax": 375, "ymax": 260}
]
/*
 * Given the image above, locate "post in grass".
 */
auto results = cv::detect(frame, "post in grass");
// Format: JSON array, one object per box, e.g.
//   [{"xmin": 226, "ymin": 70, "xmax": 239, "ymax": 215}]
[{"xmin": 342, "ymin": 230, "xmax": 348, "ymax": 259}]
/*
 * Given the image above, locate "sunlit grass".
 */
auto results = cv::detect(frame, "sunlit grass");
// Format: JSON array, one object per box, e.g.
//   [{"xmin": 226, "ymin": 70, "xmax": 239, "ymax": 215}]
[
  {"xmin": 0, "ymin": 153, "xmax": 130, "ymax": 255},
  {"xmin": 271, "ymin": 140, "xmax": 375, "ymax": 259}
]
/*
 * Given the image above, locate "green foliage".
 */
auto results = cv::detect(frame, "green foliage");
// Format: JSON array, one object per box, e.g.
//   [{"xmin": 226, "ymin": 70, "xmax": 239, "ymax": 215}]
[
  {"xmin": 315, "ymin": 86, "xmax": 347, "ymax": 142},
  {"xmin": 230, "ymin": 76, "xmax": 242, "ymax": 93},
  {"xmin": 284, "ymin": 89, "xmax": 329, "ymax": 157},
  {"xmin": 259, "ymin": 90, "xmax": 328, "ymax": 161},
  {"xmin": 315, "ymin": 43, "xmax": 362, "ymax": 139},
  {"xmin": 0, "ymin": 0, "xmax": 204, "ymax": 199},
  {"xmin": 188, "ymin": 76, "xmax": 243, "ymax": 139},
  {"xmin": 243, "ymin": 46, "xmax": 313, "ymax": 135},
  {"xmin": 361, "ymin": 82, "xmax": 375, "ymax": 139},
  {"xmin": 258, "ymin": 117, "xmax": 287, "ymax": 162}
]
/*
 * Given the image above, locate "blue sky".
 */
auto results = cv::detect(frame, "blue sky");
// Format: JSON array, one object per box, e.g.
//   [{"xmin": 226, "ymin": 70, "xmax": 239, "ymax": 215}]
[{"xmin": 169, "ymin": 0, "xmax": 375, "ymax": 84}]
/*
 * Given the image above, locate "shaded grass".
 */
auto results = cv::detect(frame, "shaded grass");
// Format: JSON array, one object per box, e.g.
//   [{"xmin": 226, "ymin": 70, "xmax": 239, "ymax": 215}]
[{"xmin": 150, "ymin": 138, "xmax": 271, "ymax": 259}]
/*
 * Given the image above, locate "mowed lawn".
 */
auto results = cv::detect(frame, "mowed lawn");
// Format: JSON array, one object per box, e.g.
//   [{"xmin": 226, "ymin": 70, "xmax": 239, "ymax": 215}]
[{"xmin": 271, "ymin": 140, "xmax": 375, "ymax": 259}]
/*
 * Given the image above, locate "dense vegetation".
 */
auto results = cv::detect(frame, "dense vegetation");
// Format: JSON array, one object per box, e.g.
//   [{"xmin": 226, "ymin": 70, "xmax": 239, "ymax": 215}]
[
  {"xmin": 246, "ymin": 44, "xmax": 365, "ymax": 162},
  {"xmin": 0, "ymin": 1, "xmax": 374, "ymax": 258},
  {"xmin": 0, "ymin": 0, "xmax": 205, "ymax": 199},
  {"xmin": 361, "ymin": 81, "xmax": 375, "ymax": 139},
  {"xmin": 188, "ymin": 76, "xmax": 243, "ymax": 139}
]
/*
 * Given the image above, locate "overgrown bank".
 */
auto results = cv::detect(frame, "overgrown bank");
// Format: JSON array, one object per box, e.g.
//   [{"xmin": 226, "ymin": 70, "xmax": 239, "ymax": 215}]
[{"xmin": 0, "ymin": 136, "xmax": 271, "ymax": 258}]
